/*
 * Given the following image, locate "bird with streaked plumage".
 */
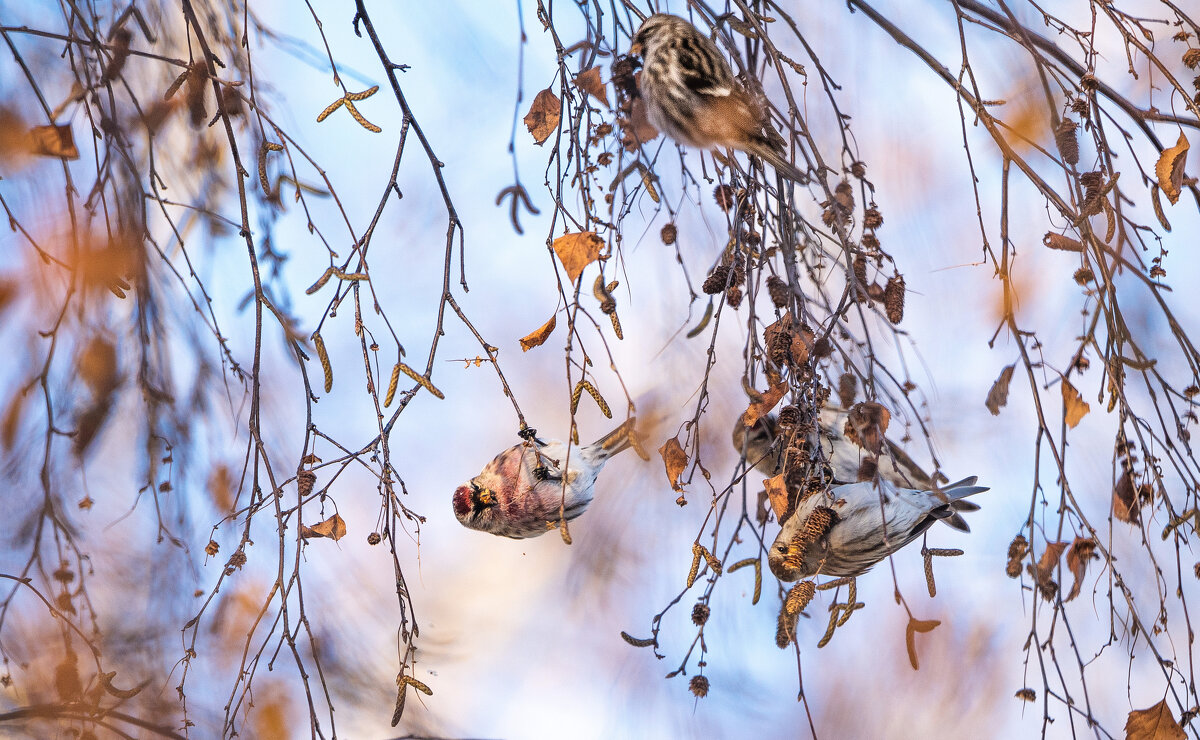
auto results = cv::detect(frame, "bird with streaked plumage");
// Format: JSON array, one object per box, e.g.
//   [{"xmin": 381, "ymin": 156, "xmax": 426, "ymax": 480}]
[
  {"xmin": 630, "ymin": 13, "xmax": 804, "ymax": 181},
  {"xmin": 453, "ymin": 419, "xmax": 637, "ymax": 539},
  {"xmin": 732, "ymin": 404, "xmax": 980, "ymax": 533},
  {"xmin": 767, "ymin": 476, "xmax": 988, "ymax": 581}
]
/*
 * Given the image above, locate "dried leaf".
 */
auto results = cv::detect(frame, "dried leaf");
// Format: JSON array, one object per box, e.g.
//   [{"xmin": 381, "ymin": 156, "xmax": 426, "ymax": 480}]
[
  {"xmin": 552, "ymin": 231, "xmax": 603, "ymax": 284},
  {"xmin": 986, "ymin": 364, "xmax": 1016, "ymax": 415},
  {"xmin": 2, "ymin": 386, "xmax": 29, "ymax": 450},
  {"xmin": 1043, "ymin": 232, "xmax": 1085, "ymax": 252},
  {"xmin": 573, "ymin": 67, "xmax": 609, "ymax": 108},
  {"xmin": 659, "ymin": 436, "xmax": 688, "ymax": 492},
  {"xmin": 1155, "ymin": 132, "xmax": 1190, "ymax": 205},
  {"xmin": 1061, "ymin": 378, "xmax": 1089, "ymax": 428},
  {"xmin": 299, "ymin": 513, "xmax": 347, "ymax": 541},
  {"xmin": 904, "ymin": 617, "xmax": 940, "ymax": 670},
  {"xmin": 1064, "ymin": 537, "xmax": 1098, "ymax": 602},
  {"xmin": 845, "ymin": 402, "xmax": 891, "ymax": 456},
  {"xmin": 763, "ymin": 474, "xmax": 789, "ymax": 521},
  {"xmin": 519, "ymin": 314, "xmax": 556, "ymax": 351},
  {"xmin": 28, "ymin": 124, "xmax": 79, "ymax": 159},
  {"xmin": 524, "ymin": 88, "xmax": 561, "ymax": 145},
  {"xmin": 1125, "ymin": 700, "xmax": 1186, "ymax": 740},
  {"xmin": 1114, "ymin": 469, "xmax": 1140, "ymax": 523},
  {"xmin": 742, "ymin": 371, "xmax": 788, "ymax": 429}
]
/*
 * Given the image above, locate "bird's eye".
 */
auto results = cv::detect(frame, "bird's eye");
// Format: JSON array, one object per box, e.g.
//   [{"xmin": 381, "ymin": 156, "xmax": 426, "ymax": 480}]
[
  {"xmin": 470, "ymin": 481, "xmax": 481, "ymax": 493},
  {"xmin": 775, "ymin": 545, "xmax": 788, "ymax": 554}
]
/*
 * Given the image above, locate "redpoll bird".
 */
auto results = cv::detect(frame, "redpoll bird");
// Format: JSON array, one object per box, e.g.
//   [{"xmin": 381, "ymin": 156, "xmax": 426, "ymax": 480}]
[
  {"xmin": 453, "ymin": 420, "xmax": 635, "ymax": 539},
  {"xmin": 767, "ymin": 477, "xmax": 989, "ymax": 581},
  {"xmin": 630, "ymin": 13, "xmax": 803, "ymax": 181},
  {"xmin": 732, "ymin": 405, "xmax": 979, "ymax": 532}
]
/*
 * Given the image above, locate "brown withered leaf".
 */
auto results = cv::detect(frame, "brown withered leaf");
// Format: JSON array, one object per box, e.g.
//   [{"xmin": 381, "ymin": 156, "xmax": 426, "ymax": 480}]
[
  {"xmin": 552, "ymin": 231, "xmax": 603, "ymax": 284},
  {"xmin": 658, "ymin": 436, "xmax": 688, "ymax": 492},
  {"xmin": 845, "ymin": 402, "xmax": 891, "ymax": 456},
  {"xmin": 1061, "ymin": 378, "xmax": 1089, "ymax": 429},
  {"xmin": 300, "ymin": 513, "xmax": 347, "ymax": 541},
  {"xmin": 2, "ymin": 387, "xmax": 29, "ymax": 451},
  {"xmin": 986, "ymin": 364, "xmax": 1016, "ymax": 415},
  {"xmin": 573, "ymin": 67, "xmax": 609, "ymax": 108},
  {"xmin": 1114, "ymin": 469, "xmax": 1140, "ymax": 523},
  {"xmin": 519, "ymin": 314, "xmax": 556, "ymax": 352},
  {"xmin": 743, "ymin": 371, "xmax": 788, "ymax": 429},
  {"xmin": 1125, "ymin": 700, "xmax": 1186, "ymax": 740},
  {"xmin": 1029, "ymin": 540, "xmax": 1068, "ymax": 600},
  {"xmin": 904, "ymin": 617, "xmax": 940, "ymax": 670},
  {"xmin": 28, "ymin": 124, "xmax": 79, "ymax": 160},
  {"xmin": 524, "ymin": 88, "xmax": 561, "ymax": 145},
  {"xmin": 623, "ymin": 97, "xmax": 659, "ymax": 146},
  {"xmin": 1064, "ymin": 537, "xmax": 1098, "ymax": 602},
  {"xmin": 763, "ymin": 474, "xmax": 789, "ymax": 520},
  {"xmin": 1043, "ymin": 232, "xmax": 1085, "ymax": 252},
  {"xmin": 1155, "ymin": 132, "xmax": 1190, "ymax": 205},
  {"xmin": 209, "ymin": 465, "xmax": 235, "ymax": 513}
]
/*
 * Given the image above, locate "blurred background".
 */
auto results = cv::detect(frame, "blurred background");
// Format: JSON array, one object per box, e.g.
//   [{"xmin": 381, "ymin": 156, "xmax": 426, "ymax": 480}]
[{"xmin": 0, "ymin": 0, "xmax": 1197, "ymax": 738}]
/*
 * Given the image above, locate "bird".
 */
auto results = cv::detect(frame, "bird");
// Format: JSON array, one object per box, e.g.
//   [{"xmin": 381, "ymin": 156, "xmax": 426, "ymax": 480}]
[
  {"xmin": 453, "ymin": 419, "xmax": 636, "ymax": 539},
  {"xmin": 767, "ymin": 476, "xmax": 989, "ymax": 581},
  {"xmin": 732, "ymin": 404, "xmax": 979, "ymax": 532},
  {"xmin": 629, "ymin": 13, "xmax": 804, "ymax": 181}
]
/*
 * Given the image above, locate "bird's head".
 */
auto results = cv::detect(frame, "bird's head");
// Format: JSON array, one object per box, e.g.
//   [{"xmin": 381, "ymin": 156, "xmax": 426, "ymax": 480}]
[
  {"xmin": 452, "ymin": 481, "xmax": 497, "ymax": 524},
  {"xmin": 630, "ymin": 13, "xmax": 678, "ymax": 58}
]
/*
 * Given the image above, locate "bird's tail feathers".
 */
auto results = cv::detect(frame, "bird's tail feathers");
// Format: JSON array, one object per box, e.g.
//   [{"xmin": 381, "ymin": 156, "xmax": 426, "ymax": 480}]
[
  {"xmin": 938, "ymin": 476, "xmax": 989, "ymax": 501},
  {"xmin": 746, "ymin": 138, "xmax": 806, "ymax": 183},
  {"xmin": 590, "ymin": 417, "xmax": 640, "ymax": 461}
]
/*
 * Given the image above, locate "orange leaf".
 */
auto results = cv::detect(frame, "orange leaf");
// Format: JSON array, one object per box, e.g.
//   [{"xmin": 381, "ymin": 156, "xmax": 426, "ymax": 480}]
[
  {"xmin": 1155, "ymin": 132, "xmax": 1190, "ymax": 206},
  {"xmin": 658, "ymin": 436, "xmax": 688, "ymax": 492},
  {"xmin": 1064, "ymin": 537, "xmax": 1098, "ymax": 602},
  {"xmin": 300, "ymin": 513, "xmax": 347, "ymax": 541},
  {"xmin": 742, "ymin": 371, "xmax": 787, "ymax": 429},
  {"xmin": 573, "ymin": 67, "xmax": 609, "ymax": 108},
  {"xmin": 904, "ymin": 617, "xmax": 940, "ymax": 670},
  {"xmin": 523, "ymin": 88, "xmax": 561, "ymax": 145},
  {"xmin": 1125, "ymin": 700, "xmax": 1186, "ymax": 740},
  {"xmin": 552, "ymin": 231, "xmax": 603, "ymax": 284},
  {"xmin": 519, "ymin": 314, "xmax": 556, "ymax": 352},
  {"xmin": 763, "ymin": 474, "xmax": 789, "ymax": 520},
  {"xmin": 1061, "ymin": 378, "xmax": 1089, "ymax": 429},
  {"xmin": 28, "ymin": 123, "xmax": 79, "ymax": 159}
]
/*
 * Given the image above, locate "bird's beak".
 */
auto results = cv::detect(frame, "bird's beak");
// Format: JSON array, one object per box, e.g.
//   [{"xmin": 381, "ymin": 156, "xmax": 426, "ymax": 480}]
[{"xmin": 475, "ymin": 488, "xmax": 497, "ymax": 508}]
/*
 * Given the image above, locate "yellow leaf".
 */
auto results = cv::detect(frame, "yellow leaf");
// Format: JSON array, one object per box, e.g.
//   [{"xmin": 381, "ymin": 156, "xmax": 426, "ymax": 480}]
[
  {"xmin": 1125, "ymin": 700, "xmax": 1186, "ymax": 740},
  {"xmin": 658, "ymin": 436, "xmax": 688, "ymax": 492},
  {"xmin": 552, "ymin": 231, "xmax": 603, "ymax": 284},
  {"xmin": 573, "ymin": 67, "xmax": 609, "ymax": 108},
  {"xmin": 523, "ymin": 88, "xmax": 561, "ymax": 145},
  {"xmin": 1155, "ymin": 132, "xmax": 1189, "ymax": 206},
  {"xmin": 519, "ymin": 314, "xmax": 556, "ymax": 351},
  {"xmin": 300, "ymin": 513, "xmax": 347, "ymax": 542},
  {"xmin": 1062, "ymin": 378, "xmax": 1090, "ymax": 428}
]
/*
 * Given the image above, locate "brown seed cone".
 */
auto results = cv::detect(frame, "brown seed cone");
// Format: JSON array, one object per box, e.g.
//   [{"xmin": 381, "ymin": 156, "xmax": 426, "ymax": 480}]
[
  {"xmin": 767, "ymin": 275, "xmax": 790, "ymax": 308},
  {"xmin": 884, "ymin": 275, "xmax": 905, "ymax": 324},
  {"xmin": 1055, "ymin": 118, "xmax": 1079, "ymax": 166},
  {"xmin": 702, "ymin": 265, "xmax": 730, "ymax": 294},
  {"xmin": 661, "ymin": 223, "xmax": 677, "ymax": 245},
  {"xmin": 837, "ymin": 373, "xmax": 857, "ymax": 409}
]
